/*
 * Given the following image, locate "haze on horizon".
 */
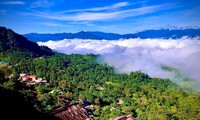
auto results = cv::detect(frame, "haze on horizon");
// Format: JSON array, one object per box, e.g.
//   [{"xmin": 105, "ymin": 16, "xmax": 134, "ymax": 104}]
[{"xmin": 0, "ymin": 0, "xmax": 200, "ymax": 34}]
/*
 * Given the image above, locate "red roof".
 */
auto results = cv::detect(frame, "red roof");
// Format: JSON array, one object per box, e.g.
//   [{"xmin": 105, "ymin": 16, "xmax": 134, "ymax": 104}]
[{"xmin": 22, "ymin": 75, "xmax": 37, "ymax": 79}]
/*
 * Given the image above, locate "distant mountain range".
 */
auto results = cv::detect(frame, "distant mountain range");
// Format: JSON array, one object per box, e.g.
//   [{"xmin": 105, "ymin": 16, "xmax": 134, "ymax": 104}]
[
  {"xmin": 23, "ymin": 28, "xmax": 200, "ymax": 42},
  {"xmin": 0, "ymin": 26, "xmax": 54, "ymax": 56}
]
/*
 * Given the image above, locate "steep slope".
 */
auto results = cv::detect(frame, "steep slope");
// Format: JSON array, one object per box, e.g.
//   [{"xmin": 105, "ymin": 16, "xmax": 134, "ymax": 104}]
[
  {"xmin": 0, "ymin": 26, "xmax": 54, "ymax": 56},
  {"xmin": 0, "ymin": 87, "xmax": 59, "ymax": 120}
]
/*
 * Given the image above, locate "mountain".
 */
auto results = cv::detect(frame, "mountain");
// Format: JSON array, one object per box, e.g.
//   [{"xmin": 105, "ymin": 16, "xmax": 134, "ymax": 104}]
[
  {"xmin": 123, "ymin": 29, "xmax": 200, "ymax": 39},
  {"xmin": 0, "ymin": 26, "xmax": 54, "ymax": 56},
  {"xmin": 23, "ymin": 31, "xmax": 121, "ymax": 42},
  {"xmin": 88, "ymin": 31, "xmax": 121, "ymax": 40},
  {"xmin": 23, "ymin": 28, "xmax": 200, "ymax": 42}
]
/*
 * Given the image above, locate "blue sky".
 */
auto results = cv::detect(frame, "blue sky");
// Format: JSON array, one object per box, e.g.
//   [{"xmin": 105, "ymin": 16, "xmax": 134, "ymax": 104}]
[{"xmin": 0, "ymin": 0, "xmax": 200, "ymax": 34}]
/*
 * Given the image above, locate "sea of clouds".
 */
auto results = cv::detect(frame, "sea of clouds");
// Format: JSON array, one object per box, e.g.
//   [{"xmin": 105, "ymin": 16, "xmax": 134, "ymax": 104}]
[{"xmin": 38, "ymin": 37, "xmax": 200, "ymax": 88}]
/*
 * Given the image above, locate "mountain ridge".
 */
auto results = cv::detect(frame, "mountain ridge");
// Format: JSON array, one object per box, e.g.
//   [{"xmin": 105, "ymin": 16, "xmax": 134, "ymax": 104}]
[
  {"xmin": 0, "ymin": 26, "xmax": 54, "ymax": 56},
  {"xmin": 23, "ymin": 28, "xmax": 200, "ymax": 42}
]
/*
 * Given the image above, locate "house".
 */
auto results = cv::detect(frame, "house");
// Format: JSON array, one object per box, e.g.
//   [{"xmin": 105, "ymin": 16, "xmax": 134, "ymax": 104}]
[
  {"xmin": 39, "ymin": 79, "xmax": 47, "ymax": 85},
  {"xmin": 49, "ymin": 89, "xmax": 63, "ymax": 95},
  {"xmin": 50, "ymin": 104, "xmax": 90, "ymax": 120},
  {"xmin": 0, "ymin": 62, "xmax": 9, "ymax": 67},
  {"xmin": 22, "ymin": 75, "xmax": 37, "ymax": 81},
  {"xmin": 117, "ymin": 99, "xmax": 124, "ymax": 104},
  {"xmin": 110, "ymin": 115, "xmax": 134, "ymax": 120},
  {"xmin": 18, "ymin": 73, "xmax": 48, "ymax": 87},
  {"xmin": 19, "ymin": 73, "xmax": 29, "ymax": 80},
  {"xmin": 0, "ymin": 62, "xmax": 9, "ymax": 64},
  {"xmin": 24, "ymin": 80, "xmax": 47, "ymax": 87},
  {"xmin": 26, "ymin": 81, "xmax": 38, "ymax": 87},
  {"xmin": 85, "ymin": 105, "xmax": 94, "ymax": 111},
  {"xmin": 19, "ymin": 73, "xmax": 29, "ymax": 77},
  {"xmin": 33, "ymin": 78, "xmax": 47, "ymax": 84},
  {"xmin": 96, "ymin": 86, "xmax": 104, "ymax": 91},
  {"xmin": 60, "ymin": 98, "xmax": 70, "ymax": 106}
]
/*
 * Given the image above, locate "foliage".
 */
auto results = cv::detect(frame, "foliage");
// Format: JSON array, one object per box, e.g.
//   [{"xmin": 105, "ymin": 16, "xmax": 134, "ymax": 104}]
[
  {"xmin": 0, "ymin": 26, "xmax": 54, "ymax": 56},
  {"xmin": 0, "ymin": 52, "xmax": 199, "ymax": 119}
]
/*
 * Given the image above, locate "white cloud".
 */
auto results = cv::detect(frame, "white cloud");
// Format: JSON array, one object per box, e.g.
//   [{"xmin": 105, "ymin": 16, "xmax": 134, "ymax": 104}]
[
  {"xmin": 63, "ymin": 2, "xmax": 129, "ymax": 13},
  {"xmin": 39, "ymin": 22, "xmax": 70, "ymax": 27},
  {"xmin": 69, "ymin": 21, "xmax": 95, "ymax": 27},
  {"xmin": 1, "ymin": 1, "xmax": 25, "ymax": 5},
  {"xmin": 25, "ymin": 22, "xmax": 71, "ymax": 27},
  {"xmin": 29, "ymin": 3, "xmax": 174, "ymax": 21},
  {"xmin": 31, "ymin": 0, "xmax": 54, "ymax": 8},
  {"xmin": 38, "ymin": 38, "xmax": 200, "ymax": 88}
]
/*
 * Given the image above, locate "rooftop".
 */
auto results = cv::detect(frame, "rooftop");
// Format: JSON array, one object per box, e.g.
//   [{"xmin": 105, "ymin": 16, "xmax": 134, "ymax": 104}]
[
  {"xmin": 50, "ymin": 104, "xmax": 90, "ymax": 120},
  {"xmin": 0, "ymin": 62, "xmax": 9, "ymax": 64}
]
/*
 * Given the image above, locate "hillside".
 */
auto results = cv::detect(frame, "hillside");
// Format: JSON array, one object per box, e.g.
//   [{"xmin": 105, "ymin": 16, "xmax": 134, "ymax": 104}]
[
  {"xmin": 0, "ymin": 26, "xmax": 54, "ymax": 56},
  {"xmin": 23, "ymin": 28, "xmax": 200, "ymax": 42},
  {"xmin": 0, "ymin": 27, "xmax": 199, "ymax": 119},
  {"xmin": 1, "ymin": 52, "xmax": 200, "ymax": 119},
  {"xmin": 0, "ymin": 86, "xmax": 59, "ymax": 120}
]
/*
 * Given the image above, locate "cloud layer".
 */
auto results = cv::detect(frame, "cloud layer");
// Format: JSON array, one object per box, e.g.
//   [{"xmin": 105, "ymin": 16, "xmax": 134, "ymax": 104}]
[{"xmin": 38, "ymin": 38, "xmax": 200, "ymax": 88}]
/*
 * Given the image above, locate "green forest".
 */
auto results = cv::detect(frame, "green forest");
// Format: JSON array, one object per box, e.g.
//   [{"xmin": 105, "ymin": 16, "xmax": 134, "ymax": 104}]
[
  {"xmin": 0, "ymin": 51, "xmax": 200, "ymax": 120},
  {"xmin": 0, "ymin": 26, "xmax": 200, "ymax": 120}
]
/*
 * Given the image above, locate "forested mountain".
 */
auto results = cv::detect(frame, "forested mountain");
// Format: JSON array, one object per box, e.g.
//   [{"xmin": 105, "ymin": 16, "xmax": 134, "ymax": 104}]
[
  {"xmin": 1, "ymin": 52, "xmax": 200, "ymax": 119},
  {"xmin": 24, "ymin": 28, "xmax": 200, "ymax": 42},
  {"xmin": 0, "ymin": 27, "xmax": 200, "ymax": 119},
  {"xmin": 23, "ymin": 31, "xmax": 121, "ymax": 42},
  {"xmin": 0, "ymin": 26, "xmax": 54, "ymax": 56}
]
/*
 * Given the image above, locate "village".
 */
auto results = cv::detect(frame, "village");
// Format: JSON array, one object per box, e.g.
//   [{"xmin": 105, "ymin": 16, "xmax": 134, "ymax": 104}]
[
  {"xmin": 0, "ymin": 62, "xmax": 10, "ymax": 67},
  {"xmin": 0, "ymin": 61, "xmax": 134, "ymax": 120},
  {"xmin": 1, "ymin": 63, "xmax": 90, "ymax": 119},
  {"xmin": 19, "ymin": 73, "xmax": 47, "ymax": 87},
  {"xmin": 17, "ymin": 73, "xmax": 134, "ymax": 120}
]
